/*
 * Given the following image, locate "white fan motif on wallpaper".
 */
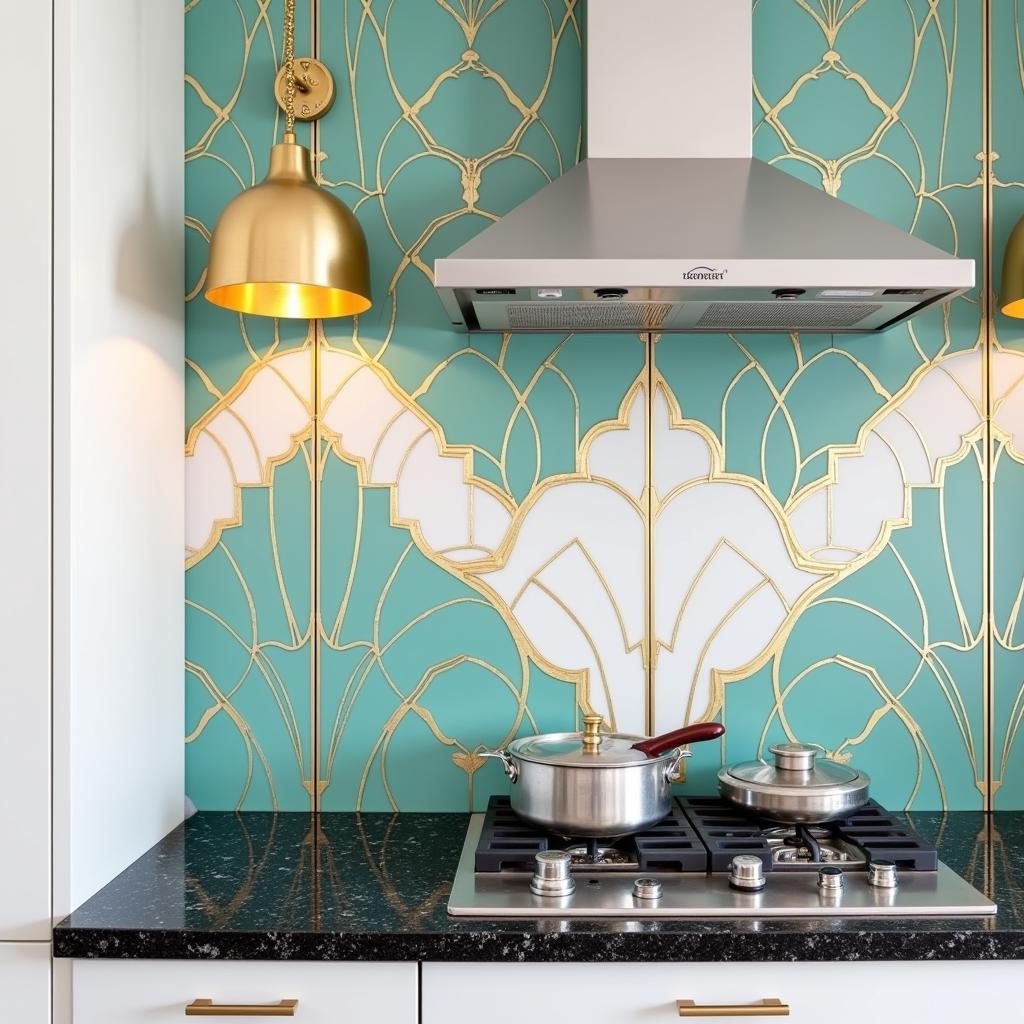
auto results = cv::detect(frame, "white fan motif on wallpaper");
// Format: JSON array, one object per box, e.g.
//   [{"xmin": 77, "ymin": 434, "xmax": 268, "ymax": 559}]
[{"xmin": 186, "ymin": 345, "xmax": 1001, "ymax": 735}]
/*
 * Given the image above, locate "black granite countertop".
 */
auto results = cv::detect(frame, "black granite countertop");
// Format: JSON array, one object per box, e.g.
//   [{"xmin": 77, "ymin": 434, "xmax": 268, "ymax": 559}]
[{"xmin": 53, "ymin": 811, "xmax": 1024, "ymax": 962}]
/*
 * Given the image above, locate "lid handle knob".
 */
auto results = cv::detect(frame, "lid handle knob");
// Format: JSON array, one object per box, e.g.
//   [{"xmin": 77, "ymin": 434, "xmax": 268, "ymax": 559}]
[
  {"xmin": 769, "ymin": 742, "xmax": 818, "ymax": 772},
  {"xmin": 581, "ymin": 714, "xmax": 604, "ymax": 753}
]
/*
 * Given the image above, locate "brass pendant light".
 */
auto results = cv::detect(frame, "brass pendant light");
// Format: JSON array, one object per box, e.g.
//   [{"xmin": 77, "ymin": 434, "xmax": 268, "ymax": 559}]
[
  {"xmin": 204, "ymin": 0, "xmax": 371, "ymax": 319},
  {"xmin": 1001, "ymin": 216, "xmax": 1024, "ymax": 318}
]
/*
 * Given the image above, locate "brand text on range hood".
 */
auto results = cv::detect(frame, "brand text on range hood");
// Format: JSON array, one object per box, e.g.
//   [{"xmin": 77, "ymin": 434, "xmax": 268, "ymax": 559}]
[{"xmin": 433, "ymin": 0, "xmax": 974, "ymax": 335}]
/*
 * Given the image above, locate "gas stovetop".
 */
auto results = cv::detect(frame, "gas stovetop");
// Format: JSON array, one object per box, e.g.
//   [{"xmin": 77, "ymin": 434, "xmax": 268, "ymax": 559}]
[{"xmin": 446, "ymin": 796, "xmax": 996, "ymax": 919}]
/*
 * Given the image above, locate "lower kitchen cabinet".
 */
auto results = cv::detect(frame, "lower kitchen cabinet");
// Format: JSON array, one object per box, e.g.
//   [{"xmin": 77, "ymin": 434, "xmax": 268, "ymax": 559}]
[
  {"xmin": 423, "ymin": 960, "xmax": 1024, "ymax": 1022},
  {"xmin": 0, "ymin": 943, "xmax": 51, "ymax": 1024},
  {"xmin": 73, "ymin": 960, "xmax": 417, "ymax": 1024}
]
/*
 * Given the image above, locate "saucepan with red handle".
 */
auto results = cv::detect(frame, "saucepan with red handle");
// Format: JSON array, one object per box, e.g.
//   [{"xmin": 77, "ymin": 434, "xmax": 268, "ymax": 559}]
[{"xmin": 481, "ymin": 714, "xmax": 725, "ymax": 838}]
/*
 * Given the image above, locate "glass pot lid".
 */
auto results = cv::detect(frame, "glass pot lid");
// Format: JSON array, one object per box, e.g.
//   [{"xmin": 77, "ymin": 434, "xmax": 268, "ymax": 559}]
[{"xmin": 722, "ymin": 742, "xmax": 869, "ymax": 793}]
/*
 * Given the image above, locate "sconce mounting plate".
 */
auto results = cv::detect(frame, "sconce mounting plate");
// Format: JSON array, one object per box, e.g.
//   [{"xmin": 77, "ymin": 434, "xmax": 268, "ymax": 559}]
[{"xmin": 274, "ymin": 58, "xmax": 336, "ymax": 122}]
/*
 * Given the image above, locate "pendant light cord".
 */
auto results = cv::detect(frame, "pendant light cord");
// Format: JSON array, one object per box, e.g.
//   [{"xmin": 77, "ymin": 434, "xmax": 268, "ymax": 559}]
[{"xmin": 283, "ymin": 0, "xmax": 296, "ymax": 137}]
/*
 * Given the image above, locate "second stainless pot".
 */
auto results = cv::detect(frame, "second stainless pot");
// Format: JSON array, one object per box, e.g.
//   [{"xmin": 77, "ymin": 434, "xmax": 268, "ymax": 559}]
[
  {"xmin": 483, "ymin": 716, "xmax": 725, "ymax": 838},
  {"xmin": 718, "ymin": 742, "xmax": 870, "ymax": 824}
]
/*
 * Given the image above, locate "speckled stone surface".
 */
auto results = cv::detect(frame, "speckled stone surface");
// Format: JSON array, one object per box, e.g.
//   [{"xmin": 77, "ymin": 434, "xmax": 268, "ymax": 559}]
[{"xmin": 52, "ymin": 811, "xmax": 1024, "ymax": 961}]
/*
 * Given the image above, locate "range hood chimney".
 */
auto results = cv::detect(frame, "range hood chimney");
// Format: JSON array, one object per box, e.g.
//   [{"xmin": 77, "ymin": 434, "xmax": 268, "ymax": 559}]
[{"xmin": 434, "ymin": 0, "xmax": 973, "ymax": 335}]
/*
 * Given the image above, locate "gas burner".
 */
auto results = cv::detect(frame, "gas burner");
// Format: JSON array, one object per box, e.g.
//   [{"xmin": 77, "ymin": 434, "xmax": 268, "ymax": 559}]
[
  {"xmin": 473, "ymin": 796, "xmax": 707, "ymax": 873},
  {"xmin": 678, "ymin": 796, "xmax": 941, "ymax": 873},
  {"xmin": 761, "ymin": 824, "xmax": 829, "ymax": 842},
  {"xmin": 761, "ymin": 824, "xmax": 857, "ymax": 866},
  {"xmin": 564, "ymin": 843, "xmax": 636, "ymax": 869},
  {"xmin": 772, "ymin": 842, "xmax": 851, "ymax": 864}
]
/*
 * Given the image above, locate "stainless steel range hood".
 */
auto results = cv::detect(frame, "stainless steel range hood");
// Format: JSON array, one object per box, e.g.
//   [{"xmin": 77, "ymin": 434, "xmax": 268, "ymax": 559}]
[{"xmin": 434, "ymin": 1, "xmax": 974, "ymax": 334}]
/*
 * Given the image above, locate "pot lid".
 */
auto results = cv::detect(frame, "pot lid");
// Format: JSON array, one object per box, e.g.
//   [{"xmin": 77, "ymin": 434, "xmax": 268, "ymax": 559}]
[
  {"xmin": 722, "ymin": 742, "xmax": 867, "ymax": 793},
  {"xmin": 506, "ymin": 716, "xmax": 666, "ymax": 768}
]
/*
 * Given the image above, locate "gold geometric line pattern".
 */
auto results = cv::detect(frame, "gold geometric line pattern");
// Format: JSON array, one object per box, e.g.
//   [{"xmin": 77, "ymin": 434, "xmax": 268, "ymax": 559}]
[{"xmin": 186, "ymin": 0, "xmax": 1007, "ymax": 811}]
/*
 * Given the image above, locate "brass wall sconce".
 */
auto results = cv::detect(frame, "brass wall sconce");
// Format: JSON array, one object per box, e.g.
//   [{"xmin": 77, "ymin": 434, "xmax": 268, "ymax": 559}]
[
  {"xmin": 205, "ymin": 0, "xmax": 371, "ymax": 320},
  {"xmin": 1000, "ymin": 215, "xmax": 1024, "ymax": 318}
]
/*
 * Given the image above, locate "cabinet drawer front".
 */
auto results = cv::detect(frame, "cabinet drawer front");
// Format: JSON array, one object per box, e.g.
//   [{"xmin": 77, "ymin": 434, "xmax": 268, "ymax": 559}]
[
  {"xmin": 423, "ymin": 960, "xmax": 1023, "ymax": 1024},
  {"xmin": 74, "ymin": 960, "xmax": 416, "ymax": 1024},
  {"xmin": 0, "ymin": 943, "xmax": 51, "ymax": 1024}
]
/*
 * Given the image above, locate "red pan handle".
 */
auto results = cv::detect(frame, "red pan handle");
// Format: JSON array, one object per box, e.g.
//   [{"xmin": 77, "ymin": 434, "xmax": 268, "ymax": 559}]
[{"xmin": 632, "ymin": 722, "xmax": 725, "ymax": 759}]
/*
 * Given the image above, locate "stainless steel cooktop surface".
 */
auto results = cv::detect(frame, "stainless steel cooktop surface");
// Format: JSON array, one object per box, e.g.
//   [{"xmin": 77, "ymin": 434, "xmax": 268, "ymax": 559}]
[{"xmin": 447, "ymin": 813, "xmax": 997, "ymax": 919}]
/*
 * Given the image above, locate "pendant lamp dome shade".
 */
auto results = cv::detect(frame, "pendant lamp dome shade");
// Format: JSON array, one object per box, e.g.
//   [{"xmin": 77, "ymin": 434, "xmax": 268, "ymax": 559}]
[
  {"xmin": 1001, "ymin": 215, "xmax": 1024, "ymax": 319},
  {"xmin": 205, "ymin": 134, "xmax": 371, "ymax": 319}
]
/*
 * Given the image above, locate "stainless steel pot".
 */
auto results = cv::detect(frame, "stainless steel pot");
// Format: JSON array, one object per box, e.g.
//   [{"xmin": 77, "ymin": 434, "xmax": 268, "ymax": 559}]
[
  {"xmin": 483, "ymin": 715, "xmax": 725, "ymax": 838},
  {"xmin": 718, "ymin": 742, "xmax": 870, "ymax": 824}
]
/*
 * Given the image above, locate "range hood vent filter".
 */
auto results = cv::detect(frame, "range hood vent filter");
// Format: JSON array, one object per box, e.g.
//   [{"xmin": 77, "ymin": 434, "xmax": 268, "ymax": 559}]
[
  {"xmin": 504, "ymin": 301, "xmax": 672, "ymax": 331},
  {"xmin": 695, "ymin": 301, "xmax": 883, "ymax": 331}
]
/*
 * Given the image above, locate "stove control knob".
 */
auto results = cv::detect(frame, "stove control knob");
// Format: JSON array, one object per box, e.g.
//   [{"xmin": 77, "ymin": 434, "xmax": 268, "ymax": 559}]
[
  {"xmin": 530, "ymin": 850, "xmax": 575, "ymax": 898},
  {"xmin": 729, "ymin": 854, "xmax": 766, "ymax": 893},
  {"xmin": 818, "ymin": 865, "xmax": 845, "ymax": 891},
  {"xmin": 868, "ymin": 860, "xmax": 899, "ymax": 889},
  {"xmin": 633, "ymin": 877, "xmax": 663, "ymax": 901}
]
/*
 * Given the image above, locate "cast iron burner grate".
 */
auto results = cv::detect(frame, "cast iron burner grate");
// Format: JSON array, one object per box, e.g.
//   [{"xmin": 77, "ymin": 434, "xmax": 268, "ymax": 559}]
[
  {"xmin": 474, "ymin": 796, "xmax": 708, "ymax": 873},
  {"xmin": 678, "ymin": 796, "xmax": 774, "ymax": 872},
  {"xmin": 827, "ymin": 802, "xmax": 938, "ymax": 871},
  {"xmin": 678, "ymin": 796, "xmax": 938, "ymax": 872}
]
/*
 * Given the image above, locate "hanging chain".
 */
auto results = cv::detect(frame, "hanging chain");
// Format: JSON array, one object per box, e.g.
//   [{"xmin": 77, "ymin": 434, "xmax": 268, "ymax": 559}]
[{"xmin": 283, "ymin": 0, "xmax": 296, "ymax": 136}]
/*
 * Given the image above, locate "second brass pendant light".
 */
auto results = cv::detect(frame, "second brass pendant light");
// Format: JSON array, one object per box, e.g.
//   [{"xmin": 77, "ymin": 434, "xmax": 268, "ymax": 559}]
[{"xmin": 204, "ymin": 0, "xmax": 371, "ymax": 320}]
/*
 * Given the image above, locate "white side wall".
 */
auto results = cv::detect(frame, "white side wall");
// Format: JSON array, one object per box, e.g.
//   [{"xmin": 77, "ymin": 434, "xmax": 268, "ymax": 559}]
[
  {"xmin": 52, "ymin": 0, "xmax": 185, "ymax": 917},
  {"xmin": 0, "ymin": 0, "xmax": 53, "ymax": 945}
]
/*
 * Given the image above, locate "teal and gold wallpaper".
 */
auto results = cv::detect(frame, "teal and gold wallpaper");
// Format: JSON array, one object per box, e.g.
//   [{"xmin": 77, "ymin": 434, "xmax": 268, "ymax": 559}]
[{"xmin": 184, "ymin": 0, "xmax": 1024, "ymax": 812}]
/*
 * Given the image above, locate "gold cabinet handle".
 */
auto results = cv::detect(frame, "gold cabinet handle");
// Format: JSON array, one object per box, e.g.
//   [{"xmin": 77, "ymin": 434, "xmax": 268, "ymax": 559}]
[
  {"xmin": 185, "ymin": 998, "xmax": 298, "ymax": 1017},
  {"xmin": 677, "ymin": 998, "xmax": 789, "ymax": 1018}
]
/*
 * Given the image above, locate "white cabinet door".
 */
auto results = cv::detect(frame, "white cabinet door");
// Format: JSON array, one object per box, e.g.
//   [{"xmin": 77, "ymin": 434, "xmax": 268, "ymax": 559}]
[
  {"xmin": 0, "ymin": 943, "xmax": 51, "ymax": 1024},
  {"xmin": 0, "ymin": 0, "xmax": 52, "ymax": 944},
  {"xmin": 74, "ymin": 960, "xmax": 417, "ymax": 1024},
  {"xmin": 423, "ymin": 960, "xmax": 1024, "ymax": 1024}
]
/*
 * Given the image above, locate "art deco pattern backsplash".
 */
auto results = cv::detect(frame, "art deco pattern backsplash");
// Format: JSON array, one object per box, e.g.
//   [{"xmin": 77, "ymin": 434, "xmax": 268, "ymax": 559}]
[{"xmin": 184, "ymin": 0, "xmax": 1024, "ymax": 812}]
